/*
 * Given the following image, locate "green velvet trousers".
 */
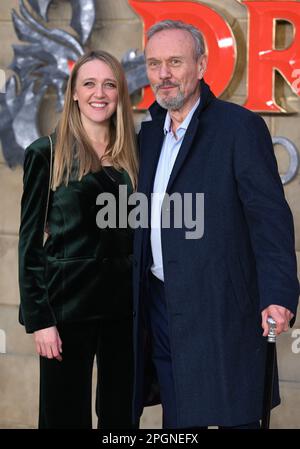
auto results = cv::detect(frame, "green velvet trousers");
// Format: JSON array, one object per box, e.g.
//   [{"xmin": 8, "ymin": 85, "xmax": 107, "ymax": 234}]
[{"xmin": 38, "ymin": 318, "xmax": 134, "ymax": 429}]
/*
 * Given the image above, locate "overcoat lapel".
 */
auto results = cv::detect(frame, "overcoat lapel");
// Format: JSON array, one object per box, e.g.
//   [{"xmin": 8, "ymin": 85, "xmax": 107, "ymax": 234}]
[
  {"xmin": 165, "ymin": 113, "xmax": 199, "ymax": 194},
  {"xmin": 136, "ymin": 113, "xmax": 165, "ymax": 274},
  {"xmin": 139, "ymin": 117, "xmax": 165, "ymax": 197},
  {"xmin": 138, "ymin": 80, "xmax": 215, "ymax": 196},
  {"xmin": 166, "ymin": 80, "xmax": 215, "ymax": 193}
]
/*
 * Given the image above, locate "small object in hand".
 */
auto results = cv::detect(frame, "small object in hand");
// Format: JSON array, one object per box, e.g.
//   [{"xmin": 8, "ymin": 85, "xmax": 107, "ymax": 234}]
[{"xmin": 261, "ymin": 317, "xmax": 276, "ymax": 429}]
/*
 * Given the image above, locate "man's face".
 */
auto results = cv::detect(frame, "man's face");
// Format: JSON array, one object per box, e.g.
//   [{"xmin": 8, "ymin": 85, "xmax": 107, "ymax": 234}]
[{"xmin": 145, "ymin": 29, "xmax": 207, "ymax": 112}]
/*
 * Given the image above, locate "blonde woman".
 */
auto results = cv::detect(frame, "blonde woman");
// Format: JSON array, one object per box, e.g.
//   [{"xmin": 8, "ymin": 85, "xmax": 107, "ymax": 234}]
[{"xmin": 18, "ymin": 50, "xmax": 138, "ymax": 429}]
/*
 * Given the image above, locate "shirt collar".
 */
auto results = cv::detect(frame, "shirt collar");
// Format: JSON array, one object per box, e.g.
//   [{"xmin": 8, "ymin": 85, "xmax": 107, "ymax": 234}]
[{"xmin": 163, "ymin": 97, "xmax": 200, "ymax": 135}]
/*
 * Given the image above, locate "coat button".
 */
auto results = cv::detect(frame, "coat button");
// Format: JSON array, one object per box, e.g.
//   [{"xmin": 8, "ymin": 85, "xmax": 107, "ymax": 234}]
[
  {"xmin": 133, "ymin": 311, "xmax": 136, "ymax": 318},
  {"xmin": 102, "ymin": 258, "xmax": 109, "ymax": 264}
]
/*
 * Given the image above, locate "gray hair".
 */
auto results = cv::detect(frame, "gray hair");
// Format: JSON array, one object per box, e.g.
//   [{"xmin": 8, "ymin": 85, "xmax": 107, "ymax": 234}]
[{"xmin": 146, "ymin": 20, "xmax": 206, "ymax": 58}]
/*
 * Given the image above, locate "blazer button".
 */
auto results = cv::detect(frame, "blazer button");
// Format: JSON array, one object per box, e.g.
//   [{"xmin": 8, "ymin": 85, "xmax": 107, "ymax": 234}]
[{"xmin": 102, "ymin": 258, "xmax": 109, "ymax": 264}]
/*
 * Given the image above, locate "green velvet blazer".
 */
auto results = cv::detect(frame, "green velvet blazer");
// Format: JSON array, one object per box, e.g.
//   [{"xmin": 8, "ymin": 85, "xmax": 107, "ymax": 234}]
[{"xmin": 18, "ymin": 135, "xmax": 134, "ymax": 333}]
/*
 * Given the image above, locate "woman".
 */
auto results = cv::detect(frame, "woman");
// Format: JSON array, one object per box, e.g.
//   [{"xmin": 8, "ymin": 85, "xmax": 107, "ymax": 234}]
[{"xmin": 18, "ymin": 50, "xmax": 138, "ymax": 429}]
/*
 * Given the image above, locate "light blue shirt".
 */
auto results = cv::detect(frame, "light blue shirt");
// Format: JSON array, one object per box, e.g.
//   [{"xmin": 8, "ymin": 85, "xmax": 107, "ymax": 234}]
[{"xmin": 150, "ymin": 98, "xmax": 200, "ymax": 281}]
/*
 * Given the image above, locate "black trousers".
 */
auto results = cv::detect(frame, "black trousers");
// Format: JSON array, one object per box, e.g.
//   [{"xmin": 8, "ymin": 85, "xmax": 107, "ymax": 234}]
[
  {"xmin": 148, "ymin": 273, "xmax": 260, "ymax": 429},
  {"xmin": 39, "ymin": 318, "xmax": 134, "ymax": 429}
]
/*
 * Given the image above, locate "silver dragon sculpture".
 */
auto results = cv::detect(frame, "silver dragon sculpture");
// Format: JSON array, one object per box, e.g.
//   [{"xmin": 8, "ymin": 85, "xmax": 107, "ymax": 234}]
[{"xmin": 0, "ymin": 0, "xmax": 148, "ymax": 167}]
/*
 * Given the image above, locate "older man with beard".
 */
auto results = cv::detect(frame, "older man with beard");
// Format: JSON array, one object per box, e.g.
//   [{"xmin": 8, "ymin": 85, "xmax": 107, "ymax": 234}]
[{"xmin": 132, "ymin": 20, "xmax": 299, "ymax": 429}]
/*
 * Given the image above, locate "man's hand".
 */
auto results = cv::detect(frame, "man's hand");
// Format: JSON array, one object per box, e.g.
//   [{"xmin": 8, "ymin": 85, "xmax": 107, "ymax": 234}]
[
  {"xmin": 261, "ymin": 305, "xmax": 294, "ymax": 337},
  {"xmin": 34, "ymin": 326, "xmax": 63, "ymax": 361}
]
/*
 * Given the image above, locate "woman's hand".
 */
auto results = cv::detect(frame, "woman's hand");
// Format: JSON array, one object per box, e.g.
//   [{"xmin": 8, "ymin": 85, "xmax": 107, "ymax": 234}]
[{"xmin": 34, "ymin": 326, "xmax": 63, "ymax": 361}]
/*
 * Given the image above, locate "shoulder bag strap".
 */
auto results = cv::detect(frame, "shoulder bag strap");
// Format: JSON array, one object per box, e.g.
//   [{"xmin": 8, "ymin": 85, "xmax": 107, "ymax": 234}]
[{"xmin": 43, "ymin": 135, "xmax": 53, "ymax": 243}]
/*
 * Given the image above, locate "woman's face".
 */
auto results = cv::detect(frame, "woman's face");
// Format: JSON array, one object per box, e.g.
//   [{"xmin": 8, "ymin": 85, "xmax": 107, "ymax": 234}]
[{"xmin": 73, "ymin": 59, "xmax": 118, "ymax": 127}]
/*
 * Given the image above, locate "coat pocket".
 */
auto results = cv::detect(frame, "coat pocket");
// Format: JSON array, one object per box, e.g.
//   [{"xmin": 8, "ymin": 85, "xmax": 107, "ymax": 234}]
[{"xmin": 46, "ymin": 256, "xmax": 99, "ymax": 321}]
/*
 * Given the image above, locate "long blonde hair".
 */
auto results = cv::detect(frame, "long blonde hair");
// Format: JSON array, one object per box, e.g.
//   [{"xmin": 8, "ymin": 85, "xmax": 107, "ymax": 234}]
[{"xmin": 52, "ymin": 50, "xmax": 138, "ymax": 190}]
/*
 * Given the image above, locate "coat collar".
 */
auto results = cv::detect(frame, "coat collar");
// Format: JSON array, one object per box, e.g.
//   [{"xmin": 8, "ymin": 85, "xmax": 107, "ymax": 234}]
[
  {"xmin": 148, "ymin": 79, "xmax": 215, "ymax": 124},
  {"xmin": 141, "ymin": 79, "xmax": 215, "ymax": 194}
]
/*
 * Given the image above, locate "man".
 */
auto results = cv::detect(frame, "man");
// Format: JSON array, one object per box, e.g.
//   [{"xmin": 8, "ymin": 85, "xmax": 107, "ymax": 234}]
[{"xmin": 132, "ymin": 20, "xmax": 299, "ymax": 429}]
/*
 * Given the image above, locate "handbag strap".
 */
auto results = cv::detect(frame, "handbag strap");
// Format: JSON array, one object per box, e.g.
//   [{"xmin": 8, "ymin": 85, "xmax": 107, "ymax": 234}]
[{"xmin": 43, "ymin": 135, "xmax": 53, "ymax": 234}]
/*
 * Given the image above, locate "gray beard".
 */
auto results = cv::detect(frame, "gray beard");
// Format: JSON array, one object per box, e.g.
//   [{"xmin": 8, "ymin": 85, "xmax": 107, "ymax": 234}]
[{"xmin": 155, "ymin": 89, "xmax": 185, "ymax": 111}]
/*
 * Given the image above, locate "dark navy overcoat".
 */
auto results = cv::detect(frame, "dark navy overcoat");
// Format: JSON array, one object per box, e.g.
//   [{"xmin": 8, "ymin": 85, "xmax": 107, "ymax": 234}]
[{"xmin": 132, "ymin": 80, "xmax": 299, "ymax": 427}]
